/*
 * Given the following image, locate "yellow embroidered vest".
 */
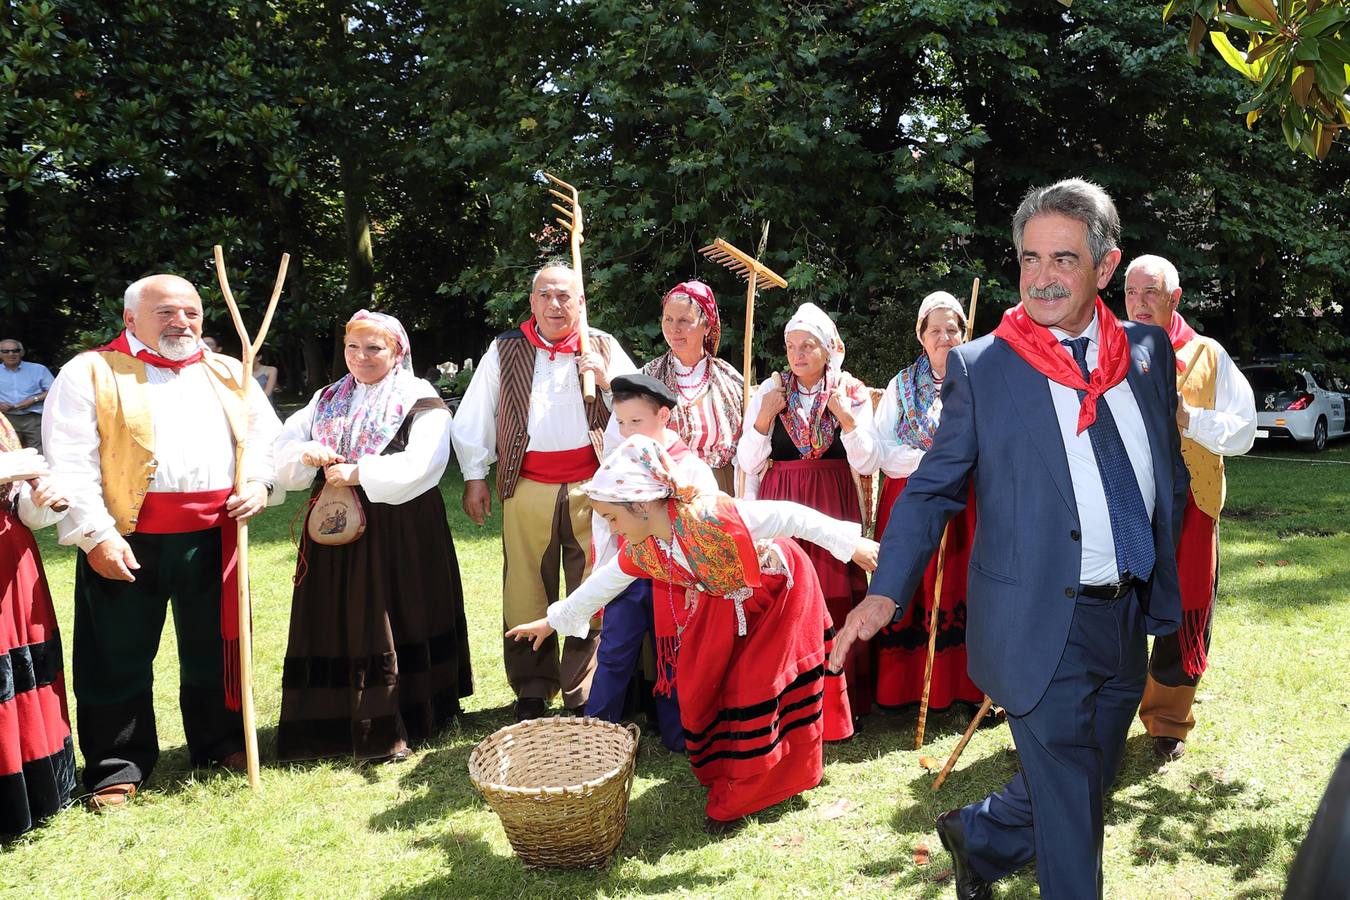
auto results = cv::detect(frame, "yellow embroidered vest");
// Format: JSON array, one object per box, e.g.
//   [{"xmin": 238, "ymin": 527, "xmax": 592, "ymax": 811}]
[
  {"xmin": 88, "ymin": 351, "xmax": 249, "ymax": 533},
  {"xmin": 1176, "ymin": 337, "xmax": 1224, "ymax": 519}
]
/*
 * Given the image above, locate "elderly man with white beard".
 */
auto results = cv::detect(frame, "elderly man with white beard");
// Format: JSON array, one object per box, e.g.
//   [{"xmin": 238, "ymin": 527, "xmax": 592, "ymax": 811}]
[{"xmin": 42, "ymin": 274, "xmax": 283, "ymax": 810}]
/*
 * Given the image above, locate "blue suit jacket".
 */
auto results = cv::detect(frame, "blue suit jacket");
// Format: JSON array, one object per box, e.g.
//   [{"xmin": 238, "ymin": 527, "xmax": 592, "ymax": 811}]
[{"xmin": 869, "ymin": 323, "xmax": 1190, "ymax": 717}]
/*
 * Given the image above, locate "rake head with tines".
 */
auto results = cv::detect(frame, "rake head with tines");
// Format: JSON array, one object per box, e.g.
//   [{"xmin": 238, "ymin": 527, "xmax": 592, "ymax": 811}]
[
  {"xmin": 698, "ymin": 238, "xmax": 787, "ymax": 291},
  {"xmin": 541, "ymin": 171, "xmax": 595, "ymax": 398},
  {"xmin": 545, "ymin": 172, "xmax": 584, "ymax": 245}
]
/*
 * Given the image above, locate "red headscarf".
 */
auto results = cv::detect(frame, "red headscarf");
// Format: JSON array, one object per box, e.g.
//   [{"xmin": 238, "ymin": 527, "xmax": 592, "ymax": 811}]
[
  {"xmin": 993, "ymin": 295, "xmax": 1132, "ymax": 434},
  {"xmin": 662, "ymin": 280, "xmax": 721, "ymax": 355},
  {"xmin": 1166, "ymin": 310, "xmax": 1197, "ymax": 373}
]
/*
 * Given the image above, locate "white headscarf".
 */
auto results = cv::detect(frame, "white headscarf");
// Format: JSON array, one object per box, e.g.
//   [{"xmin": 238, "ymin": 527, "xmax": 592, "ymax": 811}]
[
  {"xmin": 784, "ymin": 302, "xmax": 846, "ymax": 373},
  {"xmin": 583, "ymin": 435, "xmax": 696, "ymax": 504},
  {"xmin": 311, "ymin": 309, "xmax": 422, "ymax": 459},
  {"xmin": 915, "ymin": 291, "xmax": 967, "ymax": 341}
]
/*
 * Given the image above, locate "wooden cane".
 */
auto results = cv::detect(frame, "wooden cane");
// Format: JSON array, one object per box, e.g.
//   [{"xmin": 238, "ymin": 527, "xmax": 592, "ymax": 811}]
[
  {"xmin": 698, "ymin": 235, "xmax": 787, "ymax": 497},
  {"xmin": 931, "ymin": 695, "xmax": 994, "ymax": 791},
  {"xmin": 543, "ymin": 173, "xmax": 594, "ymax": 400},
  {"xmin": 914, "ymin": 277, "xmax": 980, "ymax": 749},
  {"xmin": 213, "ymin": 244, "xmax": 290, "ymax": 790}
]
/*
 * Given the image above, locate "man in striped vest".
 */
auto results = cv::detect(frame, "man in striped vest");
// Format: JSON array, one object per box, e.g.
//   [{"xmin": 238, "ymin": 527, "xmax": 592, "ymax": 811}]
[
  {"xmin": 452, "ymin": 264, "xmax": 637, "ymax": 720},
  {"xmin": 1124, "ymin": 255, "xmax": 1256, "ymax": 761}
]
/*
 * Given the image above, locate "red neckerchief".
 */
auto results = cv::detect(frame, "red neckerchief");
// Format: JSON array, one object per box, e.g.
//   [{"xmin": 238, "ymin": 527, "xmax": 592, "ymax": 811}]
[
  {"xmin": 992, "ymin": 296, "xmax": 1131, "ymax": 434},
  {"xmin": 520, "ymin": 317, "xmax": 580, "ymax": 359},
  {"xmin": 95, "ymin": 330, "xmax": 203, "ymax": 370},
  {"xmin": 1166, "ymin": 311, "xmax": 1197, "ymax": 373}
]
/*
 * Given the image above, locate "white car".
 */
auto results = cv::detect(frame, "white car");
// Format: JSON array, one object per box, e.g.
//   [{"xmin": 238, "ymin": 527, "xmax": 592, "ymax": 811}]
[{"xmin": 1243, "ymin": 363, "xmax": 1350, "ymax": 452}]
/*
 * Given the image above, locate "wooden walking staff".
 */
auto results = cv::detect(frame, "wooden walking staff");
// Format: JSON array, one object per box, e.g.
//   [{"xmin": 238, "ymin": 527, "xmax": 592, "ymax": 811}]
[
  {"xmin": 914, "ymin": 277, "xmax": 980, "ymax": 750},
  {"xmin": 543, "ymin": 172, "xmax": 595, "ymax": 400},
  {"xmin": 212, "ymin": 244, "xmax": 290, "ymax": 790},
  {"xmin": 931, "ymin": 695, "xmax": 995, "ymax": 791},
  {"xmin": 698, "ymin": 233, "xmax": 787, "ymax": 497}
]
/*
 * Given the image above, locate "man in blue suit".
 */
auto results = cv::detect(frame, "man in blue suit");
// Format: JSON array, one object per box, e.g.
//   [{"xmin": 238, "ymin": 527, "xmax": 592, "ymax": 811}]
[{"xmin": 831, "ymin": 178, "xmax": 1188, "ymax": 899}]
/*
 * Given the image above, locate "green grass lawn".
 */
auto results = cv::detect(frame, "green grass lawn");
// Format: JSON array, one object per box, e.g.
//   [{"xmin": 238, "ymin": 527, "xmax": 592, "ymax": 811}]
[{"xmin": 4, "ymin": 440, "xmax": 1348, "ymax": 898}]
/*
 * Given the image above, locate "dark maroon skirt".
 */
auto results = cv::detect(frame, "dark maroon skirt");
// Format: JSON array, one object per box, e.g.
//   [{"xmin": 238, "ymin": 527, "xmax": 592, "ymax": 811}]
[{"xmin": 759, "ymin": 457, "xmax": 872, "ymax": 718}]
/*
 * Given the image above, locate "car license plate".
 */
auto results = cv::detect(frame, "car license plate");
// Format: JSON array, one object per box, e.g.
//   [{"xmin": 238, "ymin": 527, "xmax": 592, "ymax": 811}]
[{"xmin": 1256, "ymin": 429, "xmax": 1269, "ymax": 438}]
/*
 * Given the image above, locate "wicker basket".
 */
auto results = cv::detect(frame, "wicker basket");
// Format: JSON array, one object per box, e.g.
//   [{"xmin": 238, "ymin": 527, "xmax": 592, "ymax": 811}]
[{"xmin": 468, "ymin": 716, "xmax": 641, "ymax": 868}]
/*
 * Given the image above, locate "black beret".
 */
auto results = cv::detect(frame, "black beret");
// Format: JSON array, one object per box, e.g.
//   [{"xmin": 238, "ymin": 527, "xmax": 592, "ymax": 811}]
[{"xmin": 610, "ymin": 373, "xmax": 677, "ymax": 409}]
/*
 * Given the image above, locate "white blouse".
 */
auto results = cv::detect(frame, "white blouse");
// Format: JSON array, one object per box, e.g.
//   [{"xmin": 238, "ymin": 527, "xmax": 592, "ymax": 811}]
[
  {"xmin": 274, "ymin": 378, "xmax": 451, "ymax": 505},
  {"xmin": 549, "ymin": 498, "xmax": 862, "ymax": 638},
  {"xmin": 864, "ymin": 375, "xmax": 932, "ymax": 479},
  {"xmin": 735, "ymin": 372, "xmax": 879, "ymax": 498}
]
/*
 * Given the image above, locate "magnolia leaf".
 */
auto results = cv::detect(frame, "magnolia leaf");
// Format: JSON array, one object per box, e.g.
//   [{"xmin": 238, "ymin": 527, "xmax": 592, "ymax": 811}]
[
  {"xmin": 818, "ymin": 797, "xmax": 858, "ymax": 820},
  {"xmin": 1294, "ymin": 40, "xmax": 1322, "ymax": 63},
  {"xmin": 1246, "ymin": 108, "xmax": 1263, "ymax": 128},
  {"xmin": 1189, "ymin": 15, "xmax": 1207, "ymax": 57},
  {"xmin": 1246, "ymin": 36, "xmax": 1284, "ymax": 65},
  {"xmin": 1236, "ymin": 0, "xmax": 1278, "ymax": 21},
  {"xmin": 913, "ymin": 844, "xmax": 932, "ymax": 865},
  {"xmin": 1314, "ymin": 58, "xmax": 1348, "ymax": 97},
  {"xmin": 1292, "ymin": 64, "xmax": 1315, "ymax": 106},
  {"xmin": 1211, "ymin": 31, "xmax": 1255, "ymax": 78},
  {"xmin": 1217, "ymin": 12, "xmax": 1279, "ymax": 33},
  {"xmin": 1301, "ymin": 5, "xmax": 1350, "ymax": 38},
  {"xmin": 918, "ymin": 755, "xmax": 940, "ymax": 772},
  {"xmin": 1316, "ymin": 124, "xmax": 1335, "ymax": 160}
]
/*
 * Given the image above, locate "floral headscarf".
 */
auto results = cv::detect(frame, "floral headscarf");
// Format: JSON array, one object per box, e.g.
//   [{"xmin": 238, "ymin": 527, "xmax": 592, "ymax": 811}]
[
  {"xmin": 583, "ymin": 435, "xmax": 698, "ymax": 504},
  {"xmin": 311, "ymin": 310, "xmax": 417, "ymax": 460},
  {"xmin": 662, "ymin": 280, "xmax": 721, "ymax": 356}
]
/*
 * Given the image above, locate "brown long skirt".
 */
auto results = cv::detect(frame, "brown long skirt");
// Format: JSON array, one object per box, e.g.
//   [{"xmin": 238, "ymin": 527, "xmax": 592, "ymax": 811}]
[{"xmin": 276, "ymin": 481, "xmax": 474, "ymax": 762}]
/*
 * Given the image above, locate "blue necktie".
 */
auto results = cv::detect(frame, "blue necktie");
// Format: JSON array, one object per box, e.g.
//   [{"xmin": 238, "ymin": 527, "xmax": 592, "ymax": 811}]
[{"xmin": 1063, "ymin": 337, "xmax": 1155, "ymax": 583}]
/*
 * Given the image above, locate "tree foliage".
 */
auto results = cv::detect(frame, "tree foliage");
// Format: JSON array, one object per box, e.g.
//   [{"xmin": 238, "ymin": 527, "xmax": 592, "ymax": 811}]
[
  {"xmin": 2, "ymin": 1, "xmax": 1346, "ymax": 390},
  {"xmin": 1163, "ymin": 0, "xmax": 1350, "ymax": 159}
]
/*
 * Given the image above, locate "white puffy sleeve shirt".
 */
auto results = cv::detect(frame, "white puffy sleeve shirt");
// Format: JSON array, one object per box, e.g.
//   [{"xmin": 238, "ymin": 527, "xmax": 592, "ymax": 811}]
[
  {"xmin": 274, "ymin": 378, "xmax": 451, "ymax": 505},
  {"xmin": 865, "ymin": 375, "xmax": 930, "ymax": 479},
  {"xmin": 1182, "ymin": 345, "xmax": 1257, "ymax": 456},
  {"xmin": 42, "ymin": 342, "xmax": 283, "ymax": 553},
  {"xmin": 547, "ymin": 498, "xmax": 863, "ymax": 638}
]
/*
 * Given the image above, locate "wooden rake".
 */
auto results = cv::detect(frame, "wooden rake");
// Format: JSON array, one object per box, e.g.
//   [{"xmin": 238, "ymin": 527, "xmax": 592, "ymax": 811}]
[
  {"xmin": 698, "ymin": 236, "xmax": 787, "ymax": 497},
  {"xmin": 915, "ymin": 277, "xmax": 980, "ymax": 750},
  {"xmin": 212, "ymin": 244, "xmax": 290, "ymax": 790},
  {"xmin": 543, "ymin": 172, "xmax": 595, "ymax": 400}
]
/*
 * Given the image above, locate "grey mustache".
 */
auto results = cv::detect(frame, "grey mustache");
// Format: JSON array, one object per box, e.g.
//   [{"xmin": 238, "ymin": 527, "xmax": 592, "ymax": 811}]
[{"xmin": 1027, "ymin": 284, "xmax": 1071, "ymax": 300}]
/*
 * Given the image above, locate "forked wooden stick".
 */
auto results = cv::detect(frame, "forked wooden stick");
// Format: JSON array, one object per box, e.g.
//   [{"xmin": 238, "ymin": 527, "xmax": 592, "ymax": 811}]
[
  {"xmin": 698, "ymin": 235, "xmax": 787, "ymax": 497},
  {"xmin": 543, "ymin": 172, "xmax": 594, "ymax": 400},
  {"xmin": 212, "ymin": 244, "xmax": 290, "ymax": 790},
  {"xmin": 915, "ymin": 277, "xmax": 980, "ymax": 749},
  {"xmin": 931, "ymin": 695, "xmax": 994, "ymax": 791}
]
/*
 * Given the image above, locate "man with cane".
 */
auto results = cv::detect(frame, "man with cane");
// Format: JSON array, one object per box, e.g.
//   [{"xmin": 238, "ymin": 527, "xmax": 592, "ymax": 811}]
[
  {"xmin": 831, "ymin": 179, "xmax": 1188, "ymax": 899},
  {"xmin": 43, "ymin": 273, "xmax": 284, "ymax": 809}
]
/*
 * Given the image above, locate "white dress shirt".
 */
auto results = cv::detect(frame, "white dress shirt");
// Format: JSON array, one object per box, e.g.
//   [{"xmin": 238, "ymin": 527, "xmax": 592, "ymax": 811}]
[
  {"xmin": 1047, "ymin": 315, "xmax": 1156, "ymax": 586},
  {"xmin": 42, "ymin": 334, "xmax": 283, "ymax": 552},
  {"xmin": 736, "ymin": 373, "xmax": 880, "ymax": 499},
  {"xmin": 451, "ymin": 329, "xmax": 637, "ymax": 481},
  {"xmin": 274, "ymin": 378, "xmax": 452, "ymax": 504},
  {"xmin": 1181, "ymin": 342, "xmax": 1257, "ymax": 456},
  {"xmin": 549, "ymin": 498, "xmax": 863, "ymax": 638}
]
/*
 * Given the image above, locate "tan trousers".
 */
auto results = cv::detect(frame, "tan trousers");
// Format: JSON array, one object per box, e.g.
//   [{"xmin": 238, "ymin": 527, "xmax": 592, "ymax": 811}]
[{"xmin": 501, "ymin": 477, "xmax": 600, "ymax": 708}]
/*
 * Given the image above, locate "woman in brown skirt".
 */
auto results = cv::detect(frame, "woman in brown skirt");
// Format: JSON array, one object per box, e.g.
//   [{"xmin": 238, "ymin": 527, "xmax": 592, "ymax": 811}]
[
  {"xmin": 273, "ymin": 310, "xmax": 472, "ymax": 763},
  {"xmin": 736, "ymin": 302, "xmax": 879, "ymax": 727}
]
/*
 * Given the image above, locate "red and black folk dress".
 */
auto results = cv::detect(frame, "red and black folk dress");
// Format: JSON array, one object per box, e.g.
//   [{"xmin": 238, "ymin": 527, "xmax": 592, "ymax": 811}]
[
  {"xmin": 547, "ymin": 494, "xmax": 860, "ymax": 822},
  {"xmin": 871, "ymin": 365, "xmax": 983, "ymax": 712},
  {"xmin": 0, "ymin": 417, "xmax": 75, "ymax": 837},
  {"xmin": 739, "ymin": 372, "xmax": 877, "ymax": 721}
]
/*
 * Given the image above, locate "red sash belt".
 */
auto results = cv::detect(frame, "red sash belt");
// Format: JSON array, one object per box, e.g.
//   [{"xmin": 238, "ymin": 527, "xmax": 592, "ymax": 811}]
[
  {"xmin": 519, "ymin": 446, "xmax": 599, "ymax": 484},
  {"xmin": 135, "ymin": 489, "xmax": 243, "ymax": 711}
]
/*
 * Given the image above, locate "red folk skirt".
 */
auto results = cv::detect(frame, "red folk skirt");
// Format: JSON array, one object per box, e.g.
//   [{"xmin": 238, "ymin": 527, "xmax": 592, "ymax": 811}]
[
  {"xmin": 0, "ymin": 507, "xmax": 75, "ymax": 837},
  {"xmin": 873, "ymin": 476, "xmax": 983, "ymax": 712},
  {"xmin": 758, "ymin": 457, "xmax": 870, "ymax": 722},
  {"xmin": 678, "ymin": 538, "xmax": 844, "ymax": 822}
]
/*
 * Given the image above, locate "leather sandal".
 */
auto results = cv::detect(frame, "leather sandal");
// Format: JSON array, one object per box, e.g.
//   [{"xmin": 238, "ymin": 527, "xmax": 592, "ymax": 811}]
[{"xmin": 87, "ymin": 783, "xmax": 138, "ymax": 811}]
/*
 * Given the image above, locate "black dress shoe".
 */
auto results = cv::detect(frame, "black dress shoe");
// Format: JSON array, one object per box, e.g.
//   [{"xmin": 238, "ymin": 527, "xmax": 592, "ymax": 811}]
[
  {"xmin": 1152, "ymin": 736, "xmax": 1185, "ymax": 761},
  {"xmin": 513, "ymin": 698, "xmax": 548, "ymax": 721},
  {"xmin": 936, "ymin": 809, "xmax": 993, "ymax": 900}
]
